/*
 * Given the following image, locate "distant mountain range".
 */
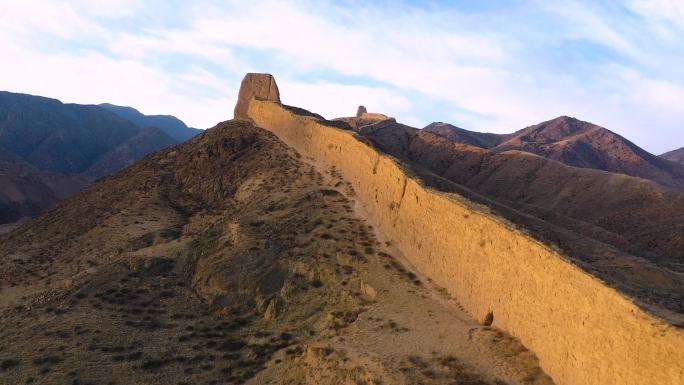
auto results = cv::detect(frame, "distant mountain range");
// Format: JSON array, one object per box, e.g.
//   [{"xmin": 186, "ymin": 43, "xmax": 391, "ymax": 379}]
[
  {"xmin": 425, "ymin": 116, "xmax": 684, "ymax": 190},
  {"xmin": 0, "ymin": 91, "xmax": 200, "ymax": 224}
]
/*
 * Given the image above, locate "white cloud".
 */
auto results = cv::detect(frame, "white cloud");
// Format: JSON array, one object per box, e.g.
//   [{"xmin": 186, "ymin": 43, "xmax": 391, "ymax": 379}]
[
  {"xmin": 278, "ymin": 79, "xmax": 413, "ymax": 121},
  {"xmin": 0, "ymin": 0, "xmax": 106, "ymax": 39},
  {"xmin": 0, "ymin": 0, "xmax": 682, "ymax": 152},
  {"xmin": 0, "ymin": 37, "xmax": 232, "ymax": 128},
  {"xmin": 627, "ymin": 0, "xmax": 684, "ymax": 27}
]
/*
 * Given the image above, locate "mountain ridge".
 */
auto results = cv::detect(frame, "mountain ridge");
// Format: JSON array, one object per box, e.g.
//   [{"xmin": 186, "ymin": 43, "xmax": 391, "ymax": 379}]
[
  {"xmin": 99, "ymin": 103, "xmax": 202, "ymax": 142},
  {"xmin": 0, "ymin": 91, "xmax": 193, "ymax": 224},
  {"xmin": 424, "ymin": 116, "xmax": 684, "ymax": 190}
]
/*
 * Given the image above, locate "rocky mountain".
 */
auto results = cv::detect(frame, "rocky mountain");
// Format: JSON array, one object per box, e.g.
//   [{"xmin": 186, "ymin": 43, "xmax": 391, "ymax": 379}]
[
  {"xmin": 100, "ymin": 103, "xmax": 201, "ymax": 142},
  {"xmin": 661, "ymin": 147, "xmax": 684, "ymax": 164},
  {"xmin": 0, "ymin": 91, "xmax": 194, "ymax": 224},
  {"xmin": 0, "ymin": 91, "xmax": 180, "ymax": 175},
  {"xmin": 424, "ymin": 116, "xmax": 684, "ymax": 190},
  {"xmin": 0, "ymin": 119, "xmax": 552, "ymax": 385}
]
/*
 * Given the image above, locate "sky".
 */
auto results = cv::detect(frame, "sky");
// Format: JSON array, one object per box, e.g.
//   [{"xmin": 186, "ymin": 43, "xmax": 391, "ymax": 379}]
[{"xmin": 1, "ymin": 0, "xmax": 683, "ymax": 154}]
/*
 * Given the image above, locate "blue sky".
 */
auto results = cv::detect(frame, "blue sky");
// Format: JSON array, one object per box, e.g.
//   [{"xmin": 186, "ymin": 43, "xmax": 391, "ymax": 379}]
[{"xmin": 1, "ymin": 0, "xmax": 683, "ymax": 153}]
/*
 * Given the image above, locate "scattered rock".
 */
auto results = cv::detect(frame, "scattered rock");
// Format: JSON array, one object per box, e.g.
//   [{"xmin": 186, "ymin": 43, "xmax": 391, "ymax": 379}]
[
  {"xmin": 361, "ymin": 282, "xmax": 377, "ymax": 300},
  {"xmin": 483, "ymin": 311, "xmax": 494, "ymax": 326},
  {"xmin": 264, "ymin": 297, "xmax": 281, "ymax": 320}
]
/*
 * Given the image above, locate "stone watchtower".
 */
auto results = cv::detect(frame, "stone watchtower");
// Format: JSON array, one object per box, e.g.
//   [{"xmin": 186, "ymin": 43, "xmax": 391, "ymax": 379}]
[{"xmin": 234, "ymin": 73, "xmax": 281, "ymax": 120}]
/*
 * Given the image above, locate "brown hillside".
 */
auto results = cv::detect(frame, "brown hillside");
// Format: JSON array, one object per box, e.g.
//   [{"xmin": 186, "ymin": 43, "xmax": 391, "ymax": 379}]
[
  {"xmin": 0, "ymin": 120, "xmax": 552, "ymax": 385},
  {"xmin": 425, "ymin": 116, "xmax": 684, "ymax": 190}
]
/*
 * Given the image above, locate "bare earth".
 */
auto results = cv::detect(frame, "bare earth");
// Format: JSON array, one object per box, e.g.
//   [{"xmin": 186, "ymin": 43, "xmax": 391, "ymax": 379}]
[{"xmin": 0, "ymin": 121, "xmax": 552, "ymax": 385}]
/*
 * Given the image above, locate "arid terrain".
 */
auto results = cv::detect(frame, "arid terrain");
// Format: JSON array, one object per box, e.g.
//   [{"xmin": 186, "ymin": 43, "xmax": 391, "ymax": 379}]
[
  {"xmin": 424, "ymin": 117, "xmax": 684, "ymax": 191},
  {"xmin": 0, "ymin": 73, "xmax": 682, "ymax": 385},
  {"xmin": 0, "ymin": 120, "xmax": 553, "ymax": 385}
]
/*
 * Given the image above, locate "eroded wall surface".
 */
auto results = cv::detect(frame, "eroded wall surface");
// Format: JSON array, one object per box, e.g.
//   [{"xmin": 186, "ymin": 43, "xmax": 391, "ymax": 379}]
[{"xmin": 246, "ymin": 99, "xmax": 684, "ymax": 385}]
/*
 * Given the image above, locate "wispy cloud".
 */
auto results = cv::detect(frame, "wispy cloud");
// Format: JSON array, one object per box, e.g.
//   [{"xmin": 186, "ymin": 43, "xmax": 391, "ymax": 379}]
[{"xmin": 0, "ymin": 0, "xmax": 682, "ymax": 153}]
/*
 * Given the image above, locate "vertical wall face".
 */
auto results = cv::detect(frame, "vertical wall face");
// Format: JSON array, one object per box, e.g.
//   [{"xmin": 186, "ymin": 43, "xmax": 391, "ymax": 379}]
[{"xmin": 243, "ymin": 98, "xmax": 684, "ymax": 385}]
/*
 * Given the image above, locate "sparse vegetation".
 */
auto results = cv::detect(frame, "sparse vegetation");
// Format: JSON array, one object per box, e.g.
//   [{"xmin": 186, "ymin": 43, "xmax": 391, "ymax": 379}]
[{"xmin": 0, "ymin": 118, "xmax": 553, "ymax": 385}]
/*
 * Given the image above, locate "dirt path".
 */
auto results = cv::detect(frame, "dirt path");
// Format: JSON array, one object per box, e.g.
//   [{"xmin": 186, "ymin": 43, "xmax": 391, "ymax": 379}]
[{"xmin": 255, "ymin": 153, "xmax": 555, "ymax": 385}]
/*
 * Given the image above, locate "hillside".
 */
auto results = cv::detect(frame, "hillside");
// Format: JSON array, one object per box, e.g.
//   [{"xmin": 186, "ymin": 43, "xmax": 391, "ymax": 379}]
[
  {"xmin": 100, "ymin": 103, "xmax": 202, "ymax": 142},
  {"xmin": 0, "ymin": 91, "xmax": 190, "ymax": 224},
  {"xmin": 661, "ymin": 147, "xmax": 684, "ymax": 164},
  {"xmin": 0, "ymin": 120, "xmax": 552, "ymax": 385},
  {"xmin": 424, "ymin": 116, "xmax": 684, "ymax": 190}
]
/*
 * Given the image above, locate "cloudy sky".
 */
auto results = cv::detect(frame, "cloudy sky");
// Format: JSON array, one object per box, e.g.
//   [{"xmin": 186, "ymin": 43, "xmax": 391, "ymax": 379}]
[{"xmin": 1, "ymin": 0, "xmax": 683, "ymax": 153}]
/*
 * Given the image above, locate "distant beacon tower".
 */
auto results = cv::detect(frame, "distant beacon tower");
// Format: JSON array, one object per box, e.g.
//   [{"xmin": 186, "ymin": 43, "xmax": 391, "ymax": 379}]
[{"xmin": 356, "ymin": 105, "xmax": 367, "ymax": 118}]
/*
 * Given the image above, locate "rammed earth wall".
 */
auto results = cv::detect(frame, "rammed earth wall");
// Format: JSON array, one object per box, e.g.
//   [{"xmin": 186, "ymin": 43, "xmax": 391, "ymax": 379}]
[{"xmin": 237, "ymin": 74, "xmax": 684, "ymax": 385}]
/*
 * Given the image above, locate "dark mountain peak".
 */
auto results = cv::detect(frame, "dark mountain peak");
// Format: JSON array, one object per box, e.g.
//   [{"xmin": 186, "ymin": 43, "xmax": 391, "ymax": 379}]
[
  {"xmin": 99, "ymin": 102, "xmax": 136, "ymax": 112},
  {"xmin": 420, "ymin": 114, "xmax": 684, "ymax": 190},
  {"xmin": 424, "ymin": 121, "xmax": 461, "ymax": 130},
  {"xmin": 493, "ymin": 117, "xmax": 684, "ymax": 190},
  {"xmin": 513, "ymin": 116, "xmax": 599, "ymax": 143},
  {"xmin": 0, "ymin": 90, "xmax": 63, "ymax": 107}
]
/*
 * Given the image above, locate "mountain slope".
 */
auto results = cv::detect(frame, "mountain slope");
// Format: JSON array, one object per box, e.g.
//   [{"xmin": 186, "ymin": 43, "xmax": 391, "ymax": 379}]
[
  {"xmin": 661, "ymin": 147, "xmax": 684, "ymax": 164},
  {"xmin": 0, "ymin": 92, "xmax": 143, "ymax": 174},
  {"xmin": 425, "ymin": 116, "xmax": 684, "ymax": 190},
  {"xmin": 0, "ymin": 120, "xmax": 552, "ymax": 385},
  {"xmin": 100, "ymin": 103, "xmax": 202, "ymax": 142}
]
